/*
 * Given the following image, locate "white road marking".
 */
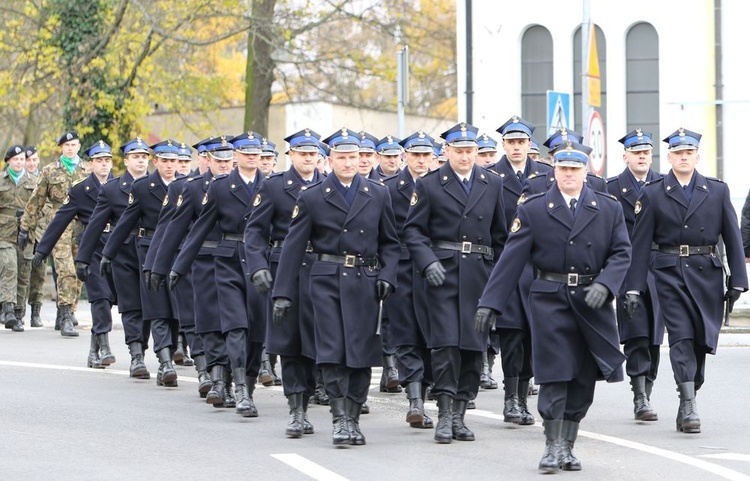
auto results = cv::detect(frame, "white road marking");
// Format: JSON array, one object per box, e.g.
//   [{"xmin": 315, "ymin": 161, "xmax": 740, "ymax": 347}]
[
  {"xmin": 0, "ymin": 360, "xmax": 198, "ymax": 383},
  {"xmin": 271, "ymin": 453, "xmax": 351, "ymax": 481},
  {"xmin": 701, "ymin": 453, "xmax": 750, "ymax": 462}
]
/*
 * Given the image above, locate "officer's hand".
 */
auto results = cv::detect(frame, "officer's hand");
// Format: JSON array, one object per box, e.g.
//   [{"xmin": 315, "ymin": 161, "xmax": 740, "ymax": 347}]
[
  {"xmin": 272, "ymin": 298, "xmax": 292, "ymax": 326},
  {"xmin": 376, "ymin": 280, "xmax": 394, "ymax": 302},
  {"xmin": 474, "ymin": 307, "xmax": 498, "ymax": 333},
  {"xmin": 168, "ymin": 271, "xmax": 182, "ymax": 290},
  {"xmin": 151, "ymin": 273, "xmax": 166, "ymax": 292},
  {"xmin": 75, "ymin": 262, "xmax": 90, "ymax": 282},
  {"xmin": 424, "ymin": 261, "xmax": 446, "ymax": 287},
  {"xmin": 17, "ymin": 229, "xmax": 29, "ymax": 250},
  {"xmin": 724, "ymin": 289, "xmax": 742, "ymax": 313},
  {"xmin": 99, "ymin": 256, "xmax": 112, "ymax": 276},
  {"xmin": 251, "ymin": 269, "xmax": 273, "ymax": 294},
  {"xmin": 32, "ymin": 252, "xmax": 47, "ymax": 269},
  {"xmin": 623, "ymin": 293, "xmax": 640, "ymax": 318},
  {"xmin": 584, "ymin": 282, "xmax": 609, "ymax": 310}
]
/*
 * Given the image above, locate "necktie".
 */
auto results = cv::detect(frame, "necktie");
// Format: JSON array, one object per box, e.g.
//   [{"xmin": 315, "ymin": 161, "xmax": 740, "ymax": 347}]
[
  {"xmin": 517, "ymin": 171, "xmax": 524, "ymax": 181},
  {"xmin": 637, "ymin": 180, "xmax": 645, "ymax": 187},
  {"xmin": 569, "ymin": 198, "xmax": 577, "ymax": 216},
  {"xmin": 461, "ymin": 178, "xmax": 470, "ymax": 194}
]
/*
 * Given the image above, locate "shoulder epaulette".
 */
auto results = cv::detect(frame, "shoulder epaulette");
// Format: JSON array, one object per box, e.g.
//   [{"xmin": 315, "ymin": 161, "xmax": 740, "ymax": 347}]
[
  {"xmin": 132, "ymin": 176, "xmax": 149, "ymax": 184},
  {"xmin": 705, "ymin": 176, "xmax": 724, "ymax": 183},
  {"xmin": 72, "ymin": 177, "xmax": 86, "ymax": 187},
  {"xmin": 366, "ymin": 177, "xmax": 386, "ymax": 187},
  {"xmin": 522, "ymin": 192, "xmax": 546, "ymax": 204},
  {"xmin": 212, "ymin": 174, "xmax": 229, "ymax": 181},
  {"xmin": 593, "ymin": 190, "xmax": 619, "ymax": 202},
  {"xmin": 268, "ymin": 171, "xmax": 284, "ymax": 179},
  {"xmin": 606, "ymin": 176, "xmax": 617, "ymax": 183},
  {"xmin": 187, "ymin": 175, "xmax": 201, "ymax": 182},
  {"xmin": 527, "ymin": 173, "xmax": 538, "ymax": 180}
]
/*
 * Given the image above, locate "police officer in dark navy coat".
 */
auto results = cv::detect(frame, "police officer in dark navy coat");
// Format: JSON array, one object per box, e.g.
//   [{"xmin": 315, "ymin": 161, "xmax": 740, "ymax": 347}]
[
  {"xmin": 624, "ymin": 128, "xmax": 747, "ymax": 435},
  {"xmin": 101, "ymin": 140, "xmax": 180, "ymax": 388},
  {"xmin": 476, "ymin": 141, "xmax": 631, "ymax": 474},
  {"xmin": 383, "ymin": 132, "xmax": 435, "ymax": 429},
  {"xmin": 607, "ymin": 129, "xmax": 663, "ymax": 422},
  {"xmin": 245, "ymin": 128, "xmax": 323, "ymax": 438},
  {"xmin": 357, "ymin": 131, "xmax": 384, "ymax": 181},
  {"xmin": 272, "ymin": 127, "xmax": 400, "ymax": 447},
  {"xmin": 34, "ymin": 141, "xmax": 116, "ymax": 369},
  {"xmin": 76, "ymin": 138, "xmax": 150, "ymax": 378},
  {"xmin": 170, "ymin": 133, "xmax": 266, "ymax": 418},
  {"xmin": 403, "ymin": 122, "xmax": 507, "ymax": 444}
]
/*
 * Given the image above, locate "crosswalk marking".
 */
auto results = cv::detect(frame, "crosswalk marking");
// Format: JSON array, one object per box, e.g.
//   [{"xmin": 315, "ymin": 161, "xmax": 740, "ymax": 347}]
[{"xmin": 271, "ymin": 453, "xmax": 351, "ymax": 481}]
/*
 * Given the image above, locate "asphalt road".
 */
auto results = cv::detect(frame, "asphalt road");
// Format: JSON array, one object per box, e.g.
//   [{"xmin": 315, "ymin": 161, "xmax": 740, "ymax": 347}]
[{"xmin": 2, "ymin": 303, "xmax": 750, "ymax": 481}]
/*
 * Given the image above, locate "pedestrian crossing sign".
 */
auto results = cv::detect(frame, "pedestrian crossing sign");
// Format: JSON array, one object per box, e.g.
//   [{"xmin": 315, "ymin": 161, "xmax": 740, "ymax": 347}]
[{"xmin": 547, "ymin": 91, "xmax": 572, "ymax": 137}]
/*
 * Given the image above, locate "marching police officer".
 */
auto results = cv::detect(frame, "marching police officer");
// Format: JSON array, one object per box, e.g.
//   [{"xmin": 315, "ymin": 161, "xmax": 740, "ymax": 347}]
[
  {"xmin": 357, "ymin": 131, "xmax": 383, "ymax": 181},
  {"xmin": 476, "ymin": 141, "xmax": 630, "ymax": 473},
  {"xmin": 403, "ymin": 122, "xmax": 507, "ymax": 444},
  {"xmin": 475, "ymin": 133, "xmax": 498, "ymax": 168},
  {"xmin": 272, "ymin": 127, "xmax": 400, "ymax": 446},
  {"xmin": 607, "ymin": 129, "xmax": 663, "ymax": 421},
  {"xmin": 624, "ymin": 128, "xmax": 747, "ymax": 434}
]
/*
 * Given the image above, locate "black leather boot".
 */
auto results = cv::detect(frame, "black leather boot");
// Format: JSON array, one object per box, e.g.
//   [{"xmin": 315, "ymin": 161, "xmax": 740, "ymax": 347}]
[
  {"xmin": 405, "ymin": 381, "xmax": 425, "ymax": 425},
  {"xmin": 302, "ymin": 395, "xmax": 314, "ymax": 434},
  {"xmin": 258, "ymin": 351, "xmax": 274, "ymax": 386},
  {"xmin": 206, "ymin": 365, "xmax": 226, "ymax": 406},
  {"xmin": 269, "ymin": 354, "xmax": 281, "ymax": 385},
  {"xmin": 71, "ymin": 310, "xmax": 78, "ymax": 326},
  {"xmin": 59, "ymin": 305, "xmax": 78, "ymax": 337},
  {"xmin": 560, "ymin": 420, "xmax": 582, "ymax": 471},
  {"xmin": 233, "ymin": 368, "xmax": 254, "ymax": 417},
  {"xmin": 286, "ymin": 392, "xmax": 305, "ymax": 438},
  {"xmin": 13, "ymin": 306, "xmax": 25, "ymax": 331},
  {"xmin": 539, "ymin": 420, "xmax": 563, "ymax": 474},
  {"xmin": 380, "ymin": 354, "xmax": 401, "ymax": 392},
  {"xmin": 313, "ymin": 376, "xmax": 330, "ymax": 405},
  {"xmin": 3, "ymin": 302, "xmax": 17, "ymax": 330},
  {"xmin": 128, "ymin": 342, "xmax": 150, "ymax": 379},
  {"xmin": 30, "ymin": 303, "xmax": 42, "ymax": 328},
  {"xmin": 245, "ymin": 376, "xmax": 259, "ymax": 416},
  {"xmin": 503, "ymin": 377, "xmax": 522, "ymax": 423},
  {"xmin": 434, "ymin": 395, "xmax": 453, "ymax": 444},
  {"xmin": 451, "ymin": 400, "xmax": 475, "ymax": 441},
  {"xmin": 480, "ymin": 351, "xmax": 498, "ymax": 389},
  {"xmin": 156, "ymin": 347, "xmax": 178, "ymax": 387},
  {"xmin": 517, "ymin": 379, "xmax": 536, "ymax": 425},
  {"xmin": 676, "ymin": 382, "xmax": 700, "ymax": 433},
  {"xmin": 330, "ymin": 397, "xmax": 350, "ymax": 446},
  {"xmin": 173, "ymin": 334, "xmax": 186, "ymax": 365},
  {"xmin": 360, "ymin": 401, "xmax": 370, "ymax": 414},
  {"xmin": 421, "ymin": 384, "xmax": 434, "ymax": 429},
  {"xmin": 223, "ymin": 367, "xmax": 236, "ymax": 408},
  {"xmin": 87, "ymin": 333, "xmax": 103, "ymax": 369},
  {"xmin": 193, "ymin": 355, "xmax": 212, "ymax": 398},
  {"xmin": 631, "ymin": 376, "xmax": 658, "ymax": 421},
  {"xmin": 54, "ymin": 307, "xmax": 62, "ymax": 330},
  {"xmin": 645, "ymin": 378, "xmax": 654, "ymax": 401},
  {"xmin": 346, "ymin": 399, "xmax": 366, "ymax": 445},
  {"xmin": 97, "ymin": 333, "xmax": 116, "ymax": 366}
]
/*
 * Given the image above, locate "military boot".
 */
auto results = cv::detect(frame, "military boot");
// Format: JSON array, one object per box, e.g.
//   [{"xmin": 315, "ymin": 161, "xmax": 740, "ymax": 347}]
[
  {"xmin": 560, "ymin": 420, "xmax": 582, "ymax": 471},
  {"xmin": 97, "ymin": 333, "xmax": 116, "ymax": 366},
  {"xmin": 503, "ymin": 377, "xmax": 523, "ymax": 423},
  {"xmin": 360, "ymin": 401, "xmax": 370, "ymax": 414},
  {"xmin": 420, "ymin": 384, "xmax": 434, "ymax": 429},
  {"xmin": 346, "ymin": 399, "xmax": 366, "ymax": 445},
  {"xmin": 631, "ymin": 376, "xmax": 658, "ymax": 421},
  {"xmin": 645, "ymin": 378, "xmax": 654, "ymax": 401},
  {"xmin": 538, "ymin": 420, "xmax": 563, "ymax": 474},
  {"xmin": 286, "ymin": 392, "xmax": 305, "ymax": 438},
  {"xmin": 302, "ymin": 395, "xmax": 315, "ymax": 434},
  {"xmin": 206, "ymin": 365, "xmax": 226, "ymax": 406},
  {"xmin": 480, "ymin": 351, "xmax": 498, "ymax": 389},
  {"xmin": 451, "ymin": 400, "xmax": 475, "ymax": 441},
  {"xmin": 245, "ymin": 378, "xmax": 259, "ymax": 416},
  {"xmin": 233, "ymin": 368, "xmax": 254, "ymax": 417},
  {"xmin": 380, "ymin": 354, "xmax": 401, "ymax": 392},
  {"xmin": 517, "ymin": 379, "xmax": 536, "ymax": 425},
  {"xmin": 3, "ymin": 302, "xmax": 17, "ymax": 329},
  {"xmin": 87, "ymin": 333, "xmax": 103, "ymax": 369},
  {"xmin": 71, "ymin": 310, "xmax": 78, "ymax": 327},
  {"xmin": 434, "ymin": 395, "xmax": 453, "ymax": 444},
  {"xmin": 29, "ymin": 303, "xmax": 43, "ymax": 328},
  {"xmin": 156, "ymin": 347, "xmax": 178, "ymax": 387},
  {"xmin": 223, "ymin": 367, "xmax": 236, "ymax": 408},
  {"xmin": 54, "ymin": 307, "xmax": 62, "ymax": 331},
  {"xmin": 173, "ymin": 334, "xmax": 186, "ymax": 365},
  {"xmin": 405, "ymin": 381, "xmax": 425, "ymax": 426},
  {"xmin": 13, "ymin": 306, "xmax": 25, "ymax": 332},
  {"xmin": 59, "ymin": 305, "xmax": 78, "ymax": 337},
  {"xmin": 329, "ymin": 397, "xmax": 350, "ymax": 446},
  {"xmin": 193, "ymin": 355, "xmax": 212, "ymax": 398},
  {"xmin": 128, "ymin": 342, "xmax": 150, "ymax": 379},
  {"xmin": 269, "ymin": 354, "xmax": 281, "ymax": 385},
  {"xmin": 676, "ymin": 382, "xmax": 700, "ymax": 433},
  {"xmin": 258, "ymin": 351, "xmax": 274, "ymax": 386}
]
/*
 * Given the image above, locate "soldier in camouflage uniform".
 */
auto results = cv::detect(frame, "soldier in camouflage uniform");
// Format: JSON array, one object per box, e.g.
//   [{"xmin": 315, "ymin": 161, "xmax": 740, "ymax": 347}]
[
  {"xmin": 1, "ymin": 145, "xmax": 36, "ymax": 332},
  {"xmin": 23, "ymin": 145, "xmax": 48, "ymax": 328},
  {"xmin": 18, "ymin": 131, "xmax": 87, "ymax": 337}
]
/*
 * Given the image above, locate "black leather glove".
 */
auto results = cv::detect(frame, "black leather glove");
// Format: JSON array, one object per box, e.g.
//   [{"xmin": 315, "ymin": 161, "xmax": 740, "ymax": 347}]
[
  {"xmin": 251, "ymin": 269, "xmax": 273, "ymax": 294},
  {"xmin": 143, "ymin": 270, "xmax": 151, "ymax": 288},
  {"xmin": 168, "ymin": 271, "xmax": 182, "ymax": 290},
  {"xmin": 583, "ymin": 282, "xmax": 609, "ymax": 309},
  {"xmin": 17, "ymin": 229, "xmax": 29, "ymax": 250},
  {"xmin": 272, "ymin": 298, "xmax": 292, "ymax": 326},
  {"xmin": 623, "ymin": 293, "xmax": 640, "ymax": 318},
  {"xmin": 99, "ymin": 256, "xmax": 112, "ymax": 275},
  {"xmin": 32, "ymin": 252, "xmax": 47, "ymax": 269},
  {"xmin": 376, "ymin": 280, "xmax": 394, "ymax": 302},
  {"xmin": 724, "ymin": 289, "xmax": 742, "ymax": 313},
  {"xmin": 75, "ymin": 262, "xmax": 90, "ymax": 282},
  {"xmin": 424, "ymin": 261, "xmax": 446, "ymax": 287},
  {"xmin": 150, "ymin": 273, "xmax": 166, "ymax": 292},
  {"xmin": 474, "ymin": 307, "xmax": 498, "ymax": 333}
]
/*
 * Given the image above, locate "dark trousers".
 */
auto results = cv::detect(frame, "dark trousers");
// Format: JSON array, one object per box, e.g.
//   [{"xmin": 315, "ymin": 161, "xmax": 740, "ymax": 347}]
[
  {"xmin": 320, "ymin": 364, "xmax": 371, "ymax": 404},
  {"xmin": 90, "ymin": 299, "xmax": 113, "ymax": 335},
  {"xmin": 380, "ymin": 315, "xmax": 397, "ymax": 356},
  {"xmin": 624, "ymin": 336, "xmax": 660, "ymax": 380},
  {"xmin": 151, "ymin": 318, "xmax": 178, "ymax": 352},
  {"xmin": 226, "ymin": 328, "xmax": 248, "ymax": 370},
  {"xmin": 497, "ymin": 328, "xmax": 533, "ymax": 381},
  {"xmin": 670, "ymin": 339, "xmax": 706, "ymax": 389},
  {"xmin": 246, "ymin": 341, "xmax": 263, "ymax": 380},
  {"xmin": 395, "ymin": 344, "xmax": 433, "ymax": 385},
  {"xmin": 122, "ymin": 310, "xmax": 149, "ymax": 348},
  {"xmin": 280, "ymin": 355, "xmax": 316, "ymax": 397},
  {"xmin": 430, "ymin": 347, "xmax": 481, "ymax": 401},
  {"xmin": 202, "ymin": 331, "xmax": 228, "ymax": 370},
  {"xmin": 185, "ymin": 330, "xmax": 204, "ymax": 357},
  {"xmin": 537, "ymin": 350, "xmax": 597, "ymax": 422}
]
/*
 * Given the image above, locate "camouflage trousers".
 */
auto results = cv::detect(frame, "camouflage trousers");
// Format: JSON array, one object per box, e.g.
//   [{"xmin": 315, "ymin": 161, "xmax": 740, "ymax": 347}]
[
  {"xmin": 52, "ymin": 224, "xmax": 82, "ymax": 308},
  {"xmin": 27, "ymin": 246, "xmax": 46, "ymax": 305},
  {"xmin": 0, "ymin": 241, "xmax": 32, "ymax": 305}
]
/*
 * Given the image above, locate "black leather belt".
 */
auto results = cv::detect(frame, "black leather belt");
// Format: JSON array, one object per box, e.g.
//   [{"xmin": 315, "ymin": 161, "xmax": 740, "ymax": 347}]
[
  {"xmin": 537, "ymin": 270, "xmax": 597, "ymax": 287},
  {"xmin": 222, "ymin": 233, "xmax": 244, "ymax": 242},
  {"xmin": 432, "ymin": 240, "xmax": 494, "ymax": 258},
  {"xmin": 654, "ymin": 244, "xmax": 716, "ymax": 257},
  {"xmin": 201, "ymin": 240, "xmax": 219, "ymax": 249},
  {"xmin": 102, "ymin": 223, "xmax": 114, "ymax": 233},
  {"xmin": 137, "ymin": 228, "xmax": 155, "ymax": 238},
  {"xmin": 317, "ymin": 253, "xmax": 378, "ymax": 268}
]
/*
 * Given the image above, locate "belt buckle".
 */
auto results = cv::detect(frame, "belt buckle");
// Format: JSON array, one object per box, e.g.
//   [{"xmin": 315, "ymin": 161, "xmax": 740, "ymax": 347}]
[
  {"xmin": 103, "ymin": 223, "xmax": 111, "ymax": 233},
  {"xmin": 343, "ymin": 255, "xmax": 356, "ymax": 268},
  {"xmin": 679, "ymin": 245, "xmax": 689, "ymax": 257},
  {"xmin": 461, "ymin": 241, "xmax": 473, "ymax": 254},
  {"xmin": 567, "ymin": 273, "xmax": 579, "ymax": 287},
  {"xmin": 138, "ymin": 228, "xmax": 145, "ymax": 237}
]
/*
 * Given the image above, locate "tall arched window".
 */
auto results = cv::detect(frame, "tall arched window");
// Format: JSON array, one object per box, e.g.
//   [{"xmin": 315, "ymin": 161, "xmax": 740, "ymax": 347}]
[
  {"xmin": 626, "ymin": 22, "xmax": 660, "ymax": 169},
  {"xmin": 573, "ymin": 25, "xmax": 607, "ymax": 139},
  {"xmin": 521, "ymin": 26, "xmax": 553, "ymax": 141}
]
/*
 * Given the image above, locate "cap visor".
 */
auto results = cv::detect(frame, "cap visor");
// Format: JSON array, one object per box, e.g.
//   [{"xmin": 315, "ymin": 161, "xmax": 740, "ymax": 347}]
[
  {"xmin": 448, "ymin": 140, "xmax": 477, "ymax": 147},
  {"xmin": 155, "ymin": 153, "xmax": 179, "ymax": 159},
  {"xmin": 235, "ymin": 147, "xmax": 262, "ymax": 154},
  {"xmin": 406, "ymin": 146, "xmax": 434, "ymax": 154},
  {"xmin": 331, "ymin": 144, "xmax": 360, "ymax": 153},
  {"xmin": 290, "ymin": 145, "xmax": 319, "ymax": 153},
  {"xmin": 209, "ymin": 150, "xmax": 234, "ymax": 160},
  {"xmin": 502, "ymin": 132, "xmax": 530, "ymax": 140},
  {"xmin": 669, "ymin": 145, "xmax": 698, "ymax": 152},
  {"xmin": 625, "ymin": 144, "xmax": 653, "ymax": 152},
  {"xmin": 554, "ymin": 160, "xmax": 587, "ymax": 168}
]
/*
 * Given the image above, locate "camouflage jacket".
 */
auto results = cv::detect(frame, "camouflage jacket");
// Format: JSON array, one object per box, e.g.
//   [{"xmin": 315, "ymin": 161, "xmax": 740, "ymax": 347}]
[
  {"xmin": 0, "ymin": 170, "xmax": 37, "ymax": 243},
  {"xmin": 27, "ymin": 171, "xmax": 53, "ymax": 243},
  {"xmin": 20, "ymin": 159, "xmax": 87, "ymax": 234}
]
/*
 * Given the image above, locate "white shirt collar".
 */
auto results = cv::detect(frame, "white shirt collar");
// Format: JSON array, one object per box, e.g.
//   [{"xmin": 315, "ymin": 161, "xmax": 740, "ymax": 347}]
[{"xmin": 239, "ymin": 172, "xmax": 253, "ymax": 185}]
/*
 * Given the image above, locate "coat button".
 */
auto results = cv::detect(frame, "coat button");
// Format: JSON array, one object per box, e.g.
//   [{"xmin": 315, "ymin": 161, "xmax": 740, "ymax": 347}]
[
  {"xmin": 570, "ymin": 267, "xmax": 576, "ymax": 271},
  {"xmin": 462, "ymin": 235, "xmax": 467, "ymax": 240},
  {"xmin": 343, "ymin": 229, "xmax": 348, "ymax": 233},
  {"xmin": 569, "ymin": 241, "xmax": 574, "ymax": 245},
  {"xmin": 360, "ymin": 230, "xmax": 364, "ymax": 234},
  {"xmin": 571, "ymin": 290, "xmax": 576, "ymax": 295},
  {"xmin": 462, "ymin": 255, "xmax": 467, "ymax": 259},
  {"xmin": 343, "ymin": 272, "xmax": 348, "ymax": 277},
  {"xmin": 684, "ymin": 225, "xmax": 688, "ymax": 229},
  {"xmin": 478, "ymin": 216, "xmax": 483, "ymax": 220}
]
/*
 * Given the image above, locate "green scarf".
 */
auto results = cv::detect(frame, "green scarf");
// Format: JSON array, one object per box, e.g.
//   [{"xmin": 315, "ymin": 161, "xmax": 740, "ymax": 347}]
[
  {"xmin": 60, "ymin": 155, "xmax": 80, "ymax": 174},
  {"xmin": 7, "ymin": 167, "xmax": 23, "ymax": 185}
]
